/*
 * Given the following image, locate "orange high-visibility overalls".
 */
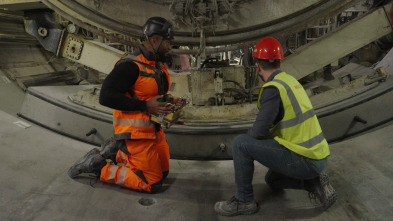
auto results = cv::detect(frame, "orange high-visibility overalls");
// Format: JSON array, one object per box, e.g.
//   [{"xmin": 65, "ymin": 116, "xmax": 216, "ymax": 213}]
[{"xmin": 100, "ymin": 51, "xmax": 171, "ymax": 193}]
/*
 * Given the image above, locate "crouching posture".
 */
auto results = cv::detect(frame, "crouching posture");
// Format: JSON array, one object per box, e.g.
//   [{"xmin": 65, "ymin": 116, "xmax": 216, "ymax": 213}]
[
  {"xmin": 68, "ymin": 17, "xmax": 183, "ymax": 193},
  {"xmin": 215, "ymin": 37, "xmax": 337, "ymax": 216}
]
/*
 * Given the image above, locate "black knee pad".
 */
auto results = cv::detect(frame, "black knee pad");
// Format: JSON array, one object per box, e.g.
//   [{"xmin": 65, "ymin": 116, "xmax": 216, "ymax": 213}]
[
  {"xmin": 162, "ymin": 171, "xmax": 169, "ymax": 180},
  {"xmin": 150, "ymin": 181, "xmax": 163, "ymax": 194}
]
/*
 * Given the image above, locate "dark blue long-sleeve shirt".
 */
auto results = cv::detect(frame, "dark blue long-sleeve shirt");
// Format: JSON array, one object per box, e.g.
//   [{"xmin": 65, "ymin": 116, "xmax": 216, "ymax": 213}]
[{"xmin": 247, "ymin": 70, "xmax": 285, "ymax": 139}]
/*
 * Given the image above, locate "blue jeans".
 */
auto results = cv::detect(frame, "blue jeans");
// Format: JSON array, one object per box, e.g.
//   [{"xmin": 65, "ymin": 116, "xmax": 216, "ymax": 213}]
[{"xmin": 232, "ymin": 134, "xmax": 327, "ymax": 202}]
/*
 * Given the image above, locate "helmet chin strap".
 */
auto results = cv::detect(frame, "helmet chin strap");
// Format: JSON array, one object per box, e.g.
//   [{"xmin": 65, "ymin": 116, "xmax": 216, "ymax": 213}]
[{"xmin": 148, "ymin": 36, "xmax": 164, "ymax": 62}]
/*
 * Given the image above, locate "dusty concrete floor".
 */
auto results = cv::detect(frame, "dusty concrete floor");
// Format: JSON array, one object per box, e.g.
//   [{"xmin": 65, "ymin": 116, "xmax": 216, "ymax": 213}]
[{"xmin": 1, "ymin": 76, "xmax": 393, "ymax": 221}]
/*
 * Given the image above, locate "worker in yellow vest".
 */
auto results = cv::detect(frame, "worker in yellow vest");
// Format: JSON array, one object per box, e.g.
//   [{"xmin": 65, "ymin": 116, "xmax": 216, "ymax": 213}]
[{"xmin": 215, "ymin": 37, "xmax": 337, "ymax": 216}]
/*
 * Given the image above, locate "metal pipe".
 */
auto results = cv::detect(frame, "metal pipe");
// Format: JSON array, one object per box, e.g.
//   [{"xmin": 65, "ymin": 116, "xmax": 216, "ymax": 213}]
[
  {"xmin": 0, "ymin": 21, "xmax": 26, "ymax": 33},
  {"xmin": 172, "ymin": 0, "xmax": 364, "ymax": 46},
  {"xmin": 41, "ymin": 0, "xmax": 140, "ymax": 48},
  {"xmin": 0, "ymin": 32, "xmax": 36, "ymax": 41},
  {"xmin": 43, "ymin": 0, "xmax": 362, "ymax": 48},
  {"xmin": 42, "ymin": 0, "xmax": 364, "ymax": 55},
  {"xmin": 39, "ymin": 2, "xmax": 250, "ymax": 56},
  {"xmin": 57, "ymin": 0, "xmax": 141, "ymax": 37},
  {"xmin": 169, "ymin": 42, "xmax": 253, "ymax": 56},
  {"xmin": 0, "ymin": 12, "xmax": 24, "ymax": 23}
]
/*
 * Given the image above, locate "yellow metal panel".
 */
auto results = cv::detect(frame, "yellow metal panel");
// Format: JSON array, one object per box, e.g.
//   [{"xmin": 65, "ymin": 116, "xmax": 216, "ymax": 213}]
[
  {"xmin": 282, "ymin": 7, "xmax": 393, "ymax": 80},
  {"xmin": 60, "ymin": 33, "xmax": 126, "ymax": 74}
]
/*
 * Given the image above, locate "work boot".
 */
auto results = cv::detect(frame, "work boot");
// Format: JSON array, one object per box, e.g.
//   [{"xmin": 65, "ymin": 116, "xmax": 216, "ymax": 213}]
[
  {"xmin": 214, "ymin": 196, "xmax": 259, "ymax": 216},
  {"xmin": 68, "ymin": 148, "xmax": 107, "ymax": 178},
  {"xmin": 305, "ymin": 172, "xmax": 337, "ymax": 210},
  {"xmin": 99, "ymin": 136, "xmax": 118, "ymax": 163}
]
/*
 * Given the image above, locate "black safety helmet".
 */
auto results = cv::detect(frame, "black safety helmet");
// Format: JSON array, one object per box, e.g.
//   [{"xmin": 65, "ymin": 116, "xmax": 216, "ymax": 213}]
[{"xmin": 141, "ymin": 17, "xmax": 174, "ymax": 41}]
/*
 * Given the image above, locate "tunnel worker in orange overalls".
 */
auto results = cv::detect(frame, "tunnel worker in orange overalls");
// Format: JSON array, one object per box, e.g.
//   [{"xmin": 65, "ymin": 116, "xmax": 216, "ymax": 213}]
[{"xmin": 68, "ymin": 17, "xmax": 184, "ymax": 193}]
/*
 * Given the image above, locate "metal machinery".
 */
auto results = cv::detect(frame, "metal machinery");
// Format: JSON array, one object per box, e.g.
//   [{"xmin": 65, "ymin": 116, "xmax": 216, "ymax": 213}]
[{"xmin": 1, "ymin": 0, "xmax": 393, "ymax": 159}]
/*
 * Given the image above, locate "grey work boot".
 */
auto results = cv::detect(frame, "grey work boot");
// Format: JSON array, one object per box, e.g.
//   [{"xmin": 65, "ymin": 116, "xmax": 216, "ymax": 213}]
[
  {"xmin": 214, "ymin": 196, "xmax": 259, "ymax": 216},
  {"xmin": 99, "ymin": 137, "xmax": 119, "ymax": 163},
  {"xmin": 306, "ymin": 172, "xmax": 337, "ymax": 210},
  {"xmin": 68, "ymin": 148, "xmax": 107, "ymax": 178}
]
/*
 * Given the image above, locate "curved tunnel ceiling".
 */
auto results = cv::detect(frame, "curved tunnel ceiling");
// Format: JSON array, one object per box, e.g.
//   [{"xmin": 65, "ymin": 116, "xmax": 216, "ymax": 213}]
[{"xmin": 41, "ymin": 0, "xmax": 364, "ymax": 47}]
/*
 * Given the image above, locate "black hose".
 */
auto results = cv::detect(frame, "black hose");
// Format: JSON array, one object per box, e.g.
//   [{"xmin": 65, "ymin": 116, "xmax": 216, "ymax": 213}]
[
  {"xmin": 248, "ymin": 86, "xmax": 262, "ymax": 103},
  {"xmin": 224, "ymin": 88, "xmax": 248, "ymax": 98},
  {"xmin": 200, "ymin": 57, "xmax": 218, "ymax": 68},
  {"xmin": 224, "ymin": 80, "xmax": 247, "ymax": 92}
]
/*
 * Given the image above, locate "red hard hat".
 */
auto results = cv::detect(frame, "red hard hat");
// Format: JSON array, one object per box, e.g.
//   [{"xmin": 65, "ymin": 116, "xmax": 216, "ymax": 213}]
[{"xmin": 253, "ymin": 37, "xmax": 284, "ymax": 60}]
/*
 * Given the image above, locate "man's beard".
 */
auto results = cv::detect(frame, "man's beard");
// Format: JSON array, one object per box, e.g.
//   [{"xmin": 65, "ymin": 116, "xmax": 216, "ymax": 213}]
[
  {"xmin": 155, "ymin": 52, "xmax": 166, "ymax": 62},
  {"xmin": 155, "ymin": 49, "xmax": 170, "ymax": 63}
]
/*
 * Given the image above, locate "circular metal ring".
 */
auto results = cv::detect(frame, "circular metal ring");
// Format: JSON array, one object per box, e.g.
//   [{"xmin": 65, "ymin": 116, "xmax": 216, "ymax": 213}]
[{"xmin": 37, "ymin": 27, "xmax": 48, "ymax": 37}]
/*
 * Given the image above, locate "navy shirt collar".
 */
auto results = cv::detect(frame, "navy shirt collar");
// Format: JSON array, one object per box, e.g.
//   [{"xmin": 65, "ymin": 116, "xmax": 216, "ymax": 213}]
[{"xmin": 266, "ymin": 70, "xmax": 282, "ymax": 82}]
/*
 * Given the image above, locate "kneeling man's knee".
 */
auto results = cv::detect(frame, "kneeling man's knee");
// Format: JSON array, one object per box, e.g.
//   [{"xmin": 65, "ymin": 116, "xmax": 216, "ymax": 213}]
[{"xmin": 232, "ymin": 134, "xmax": 249, "ymax": 153}]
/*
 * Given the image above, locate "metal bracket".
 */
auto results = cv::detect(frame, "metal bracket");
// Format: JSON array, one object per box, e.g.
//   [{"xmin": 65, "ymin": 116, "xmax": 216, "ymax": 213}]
[{"xmin": 64, "ymin": 37, "xmax": 84, "ymax": 60}]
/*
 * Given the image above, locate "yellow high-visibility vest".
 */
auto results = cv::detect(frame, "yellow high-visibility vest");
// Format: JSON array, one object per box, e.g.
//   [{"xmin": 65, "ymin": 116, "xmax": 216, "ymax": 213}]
[{"xmin": 258, "ymin": 72, "xmax": 330, "ymax": 160}]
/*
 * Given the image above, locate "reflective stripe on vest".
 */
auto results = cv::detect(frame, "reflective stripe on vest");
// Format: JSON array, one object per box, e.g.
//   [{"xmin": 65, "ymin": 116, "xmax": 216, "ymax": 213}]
[
  {"xmin": 113, "ymin": 118, "xmax": 155, "ymax": 127},
  {"xmin": 267, "ymin": 79, "xmax": 316, "ymax": 135},
  {"xmin": 259, "ymin": 72, "xmax": 330, "ymax": 159}
]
